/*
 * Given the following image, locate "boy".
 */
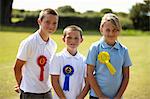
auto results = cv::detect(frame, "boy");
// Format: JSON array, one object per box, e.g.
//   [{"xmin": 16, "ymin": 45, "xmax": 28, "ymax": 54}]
[
  {"xmin": 13, "ymin": 8, "xmax": 59, "ymax": 99},
  {"xmin": 50, "ymin": 25, "xmax": 89, "ymax": 99}
]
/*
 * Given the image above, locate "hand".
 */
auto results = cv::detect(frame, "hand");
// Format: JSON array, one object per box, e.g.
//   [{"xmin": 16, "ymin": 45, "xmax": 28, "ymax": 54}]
[
  {"xmin": 114, "ymin": 96, "xmax": 121, "ymax": 99},
  {"xmin": 98, "ymin": 95, "xmax": 109, "ymax": 99},
  {"xmin": 60, "ymin": 96, "xmax": 66, "ymax": 99},
  {"xmin": 76, "ymin": 95, "xmax": 83, "ymax": 99},
  {"xmin": 14, "ymin": 85, "xmax": 20, "ymax": 93}
]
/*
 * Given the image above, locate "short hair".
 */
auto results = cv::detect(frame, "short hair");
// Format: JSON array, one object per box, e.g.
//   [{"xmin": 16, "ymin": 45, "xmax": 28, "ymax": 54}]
[
  {"xmin": 63, "ymin": 25, "xmax": 83, "ymax": 38},
  {"xmin": 38, "ymin": 8, "xmax": 58, "ymax": 21},
  {"xmin": 100, "ymin": 13, "xmax": 122, "ymax": 31}
]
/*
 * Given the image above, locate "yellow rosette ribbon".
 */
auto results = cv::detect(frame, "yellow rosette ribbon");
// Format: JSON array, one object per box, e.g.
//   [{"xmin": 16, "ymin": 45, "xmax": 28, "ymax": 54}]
[{"xmin": 98, "ymin": 51, "xmax": 116, "ymax": 75}]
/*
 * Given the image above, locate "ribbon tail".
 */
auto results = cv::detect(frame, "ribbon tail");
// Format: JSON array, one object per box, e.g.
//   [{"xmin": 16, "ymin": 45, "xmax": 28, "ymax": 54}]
[
  {"xmin": 63, "ymin": 75, "xmax": 69, "ymax": 91},
  {"xmin": 106, "ymin": 62, "xmax": 116, "ymax": 75},
  {"xmin": 39, "ymin": 67, "xmax": 44, "ymax": 81}
]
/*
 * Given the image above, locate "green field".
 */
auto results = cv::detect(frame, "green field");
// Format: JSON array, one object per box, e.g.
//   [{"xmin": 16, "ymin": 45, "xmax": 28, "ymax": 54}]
[{"xmin": 0, "ymin": 30, "xmax": 150, "ymax": 99}]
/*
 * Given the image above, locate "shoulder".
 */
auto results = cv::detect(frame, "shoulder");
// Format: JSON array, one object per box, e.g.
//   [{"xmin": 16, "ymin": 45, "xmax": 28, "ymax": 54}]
[
  {"xmin": 19, "ymin": 33, "xmax": 36, "ymax": 48},
  {"xmin": 89, "ymin": 40, "xmax": 103, "ymax": 53},
  {"xmin": 79, "ymin": 52, "xmax": 85, "ymax": 58},
  {"xmin": 91, "ymin": 40, "xmax": 101, "ymax": 47},
  {"xmin": 117, "ymin": 42, "xmax": 130, "ymax": 56},
  {"xmin": 22, "ymin": 33, "xmax": 37, "ymax": 44},
  {"xmin": 77, "ymin": 52, "xmax": 86, "ymax": 63},
  {"xmin": 53, "ymin": 51, "xmax": 64, "ymax": 59},
  {"xmin": 49, "ymin": 38, "xmax": 57, "ymax": 51},
  {"xmin": 89, "ymin": 40, "xmax": 101, "ymax": 49},
  {"xmin": 49, "ymin": 38, "xmax": 57, "ymax": 46},
  {"xmin": 118, "ymin": 42, "xmax": 128, "ymax": 51}
]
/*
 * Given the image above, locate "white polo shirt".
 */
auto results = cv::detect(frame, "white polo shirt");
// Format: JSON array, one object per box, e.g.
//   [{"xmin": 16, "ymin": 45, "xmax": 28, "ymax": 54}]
[
  {"xmin": 50, "ymin": 48, "xmax": 86, "ymax": 99},
  {"xmin": 17, "ymin": 31, "xmax": 57, "ymax": 93}
]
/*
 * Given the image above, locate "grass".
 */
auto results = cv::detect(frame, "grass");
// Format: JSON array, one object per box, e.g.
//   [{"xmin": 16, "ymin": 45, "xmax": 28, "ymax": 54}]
[
  {"xmin": 1, "ymin": 25, "xmax": 150, "ymax": 36},
  {"xmin": 0, "ymin": 29, "xmax": 150, "ymax": 99}
]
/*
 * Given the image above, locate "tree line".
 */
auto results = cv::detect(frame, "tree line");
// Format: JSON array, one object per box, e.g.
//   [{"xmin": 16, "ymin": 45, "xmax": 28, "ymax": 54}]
[{"xmin": 0, "ymin": 0, "xmax": 149, "ymax": 31}]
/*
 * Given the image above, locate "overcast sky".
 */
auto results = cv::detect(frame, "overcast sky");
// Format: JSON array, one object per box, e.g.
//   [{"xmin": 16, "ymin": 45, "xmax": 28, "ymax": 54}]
[{"xmin": 12, "ymin": 0, "xmax": 144, "ymax": 13}]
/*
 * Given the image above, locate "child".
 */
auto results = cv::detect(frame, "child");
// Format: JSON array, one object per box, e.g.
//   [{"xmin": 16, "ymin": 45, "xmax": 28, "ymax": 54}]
[
  {"xmin": 50, "ymin": 25, "xmax": 89, "ymax": 99},
  {"xmin": 86, "ymin": 13, "xmax": 132, "ymax": 99},
  {"xmin": 13, "ymin": 8, "xmax": 59, "ymax": 99}
]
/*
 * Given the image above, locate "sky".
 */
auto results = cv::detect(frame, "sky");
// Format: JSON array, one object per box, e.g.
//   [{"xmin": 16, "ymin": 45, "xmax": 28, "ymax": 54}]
[{"xmin": 12, "ymin": 0, "xmax": 144, "ymax": 13}]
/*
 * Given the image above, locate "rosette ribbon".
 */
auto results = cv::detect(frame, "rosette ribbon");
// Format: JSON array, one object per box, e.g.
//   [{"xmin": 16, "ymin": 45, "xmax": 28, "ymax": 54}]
[
  {"xmin": 63, "ymin": 65, "xmax": 74, "ymax": 91},
  {"xmin": 37, "ymin": 55, "xmax": 47, "ymax": 81},
  {"xmin": 98, "ymin": 51, "xmax": 116, "ymax": 75}
]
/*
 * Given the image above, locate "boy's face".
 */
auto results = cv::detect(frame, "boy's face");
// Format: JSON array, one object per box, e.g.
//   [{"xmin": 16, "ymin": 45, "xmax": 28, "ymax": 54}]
[
  {"xmin": 38, "ymin": 14, "xmax": 58, "ymax": 34},
  {"xmin": 100, "ymin": 21, "xmax": 119, "ymax": 46},
  {"xmin": 63, "ymin": 30, "xmax": 83, "ymax": 51}
]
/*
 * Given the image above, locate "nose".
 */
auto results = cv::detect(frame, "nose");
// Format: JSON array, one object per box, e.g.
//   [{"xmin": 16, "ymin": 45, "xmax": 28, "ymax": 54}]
[
  {"xmin": 49, "ymin": 24, "xmax": 54, "ymax": 29},
  {"xmin": 108, "ymin": 31, "xmax": 114, "ymax": 36}
]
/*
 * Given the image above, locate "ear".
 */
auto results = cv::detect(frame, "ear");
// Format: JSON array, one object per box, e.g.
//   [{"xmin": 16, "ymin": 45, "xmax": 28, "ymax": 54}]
[
  {"xmin": 99, "ymin": 27, "xmax": 104, "ymax": 35},
  {"xmin": 62, "ymin": 36, "xmax": 65, "ymax": 42},
  {"xmin": 37, "ymin": 18, "xmax": 41, "ymax": 25},
  {"xmin": 99, "ymin": 27, "xmax": 102, "ymax": 33},
  {"xmin": 80, "ymin": 37, "xmax": 83, "ymax": 43}
]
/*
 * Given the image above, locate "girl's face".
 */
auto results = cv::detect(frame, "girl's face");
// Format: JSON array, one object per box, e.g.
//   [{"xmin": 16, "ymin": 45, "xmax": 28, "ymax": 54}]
[
  {"xmin": 63, "ymin": 30, "xmax": 83, "ymax": 51},
  {"xmin": 38, "ymin": 14, "xmax": 58, "ymax": 34},
  {"xmin": 100, "ymin": 21, "xmax": 120, "ymax": 46}
]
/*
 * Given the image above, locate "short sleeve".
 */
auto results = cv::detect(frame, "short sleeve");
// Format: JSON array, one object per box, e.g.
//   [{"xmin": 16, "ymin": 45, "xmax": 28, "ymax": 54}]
[
  {"xmin": 17, "ymin": 40, "xmax": 31, "ymax": 61},
  {"xmin": 49, "ymin": 54, "xmax": 61, "ymax": 75},
  {"xmin": 123, "ymin": 49, "xmax": 132, "ymax": 67},
  {"xmin": 86, "ymin": 44, "xmax": 98, "ymax": 66}
]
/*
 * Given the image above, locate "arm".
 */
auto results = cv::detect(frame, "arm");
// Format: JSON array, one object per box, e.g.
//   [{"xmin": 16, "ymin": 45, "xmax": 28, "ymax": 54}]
[
  {"xmin": 51, "ymin": 75, "xmax": 66, "ymax": 99},
  {"xmin": 114, "ymin": 67, "xmax": 129, "ymax": 99},
  {"xmin": 13, "ymin": 59, "xmax": 26, "ymax": 93},
  {"xmin": 87, "ymin": 64, "xmax": 109, "ymax": 98},
  {"xmin": 77, "ymin": 77, "xmax": 90, "ymax": 99}
]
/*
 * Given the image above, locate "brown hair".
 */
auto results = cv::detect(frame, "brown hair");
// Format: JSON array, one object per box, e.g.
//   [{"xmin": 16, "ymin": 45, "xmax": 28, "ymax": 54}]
[
  {"xmin": 38, "ymin": 8, "xmax": 58, "ymax": 21},
  {"xmin": 100, "ymin": 13, "xmax": 122, "ymax": 31},
  {"xmin": 63, "ymin": 25, "xmax": 83, "ymax": 38}
]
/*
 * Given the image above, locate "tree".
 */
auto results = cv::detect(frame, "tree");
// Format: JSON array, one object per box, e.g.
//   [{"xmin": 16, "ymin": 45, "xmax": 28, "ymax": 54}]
[
  {"xmin": 100, "ymin": 8, "xmax": 113, "ymax": 14},
  {"xmin": 130, "ymin": 0, "xmax": 150, "ymax": 31},
  {"xmin": 57, "ymin": 5, "xmax": 75, "ymax": 13},
  {"xmin": 0, "ymin": 0, "xmax": 13, "ymax": 25}
]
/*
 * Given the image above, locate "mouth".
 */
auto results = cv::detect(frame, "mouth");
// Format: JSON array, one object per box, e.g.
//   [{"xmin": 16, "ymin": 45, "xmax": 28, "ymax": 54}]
[
  {"xmin": 70, "ymin": 44, "xmax": 76, "ymax": 46},
  {"xmin": 48, "ymin": 29, "xmax": 53, "ymax": 31},
  {"xmin": 47, "ymin": 29, "xmax": 54, "ymax": 33},
  {"xmin": 107, "ymin": 36, "xmax": 114, "ymax": 38}
]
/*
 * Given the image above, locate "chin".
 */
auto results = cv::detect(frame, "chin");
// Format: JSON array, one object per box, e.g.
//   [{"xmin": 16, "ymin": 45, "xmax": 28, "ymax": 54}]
[
  {"xmin": 47, "ymin": 31, "xmax": 53, "ymax": 34},
  {"xmin": 69, "ymin": 46, "xmax": 77, "ymax": 49}
]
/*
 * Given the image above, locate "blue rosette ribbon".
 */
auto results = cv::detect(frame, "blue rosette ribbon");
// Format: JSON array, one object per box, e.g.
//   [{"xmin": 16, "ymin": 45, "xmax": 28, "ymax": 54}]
[{"xmin": 63, "ymin": 65, "xmax": 74, "ymax": 91}]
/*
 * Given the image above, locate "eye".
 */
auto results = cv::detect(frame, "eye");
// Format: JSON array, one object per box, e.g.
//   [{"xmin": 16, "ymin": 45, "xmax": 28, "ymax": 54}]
[
  {"xmin": 106, "ymin": 29, "xmax": 110, "ymax": 32},
  {"xmin": 113, "ymin": 29, "xmax": 119, "ymax": 33},
  {"xmin": 53, "ymin": 22, "xmax": 57, "ymax": 25},
  {"xmin": 67, "ymin": 36, "xmax": 72, "ymax": 39},
  {"xmin": 74, "ymin": 37, "xmax": 79, "ymax": 40},
  {"xmin": 45, "ymin": 20, "xmax": 50, "ymax": 24}
]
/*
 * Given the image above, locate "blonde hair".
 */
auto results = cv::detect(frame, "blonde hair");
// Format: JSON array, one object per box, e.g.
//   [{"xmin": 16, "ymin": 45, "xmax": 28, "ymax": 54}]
[
  {"xmin": 38, "ymin": 8, "xmax": 58, "ymax": 21},
  {"xmin": 63, "ymin": 25, "xmax": 83, "ymax": 38},
  {"xmin": 100, "ymin": 13, "xmax": 122, "ymax": 31}
]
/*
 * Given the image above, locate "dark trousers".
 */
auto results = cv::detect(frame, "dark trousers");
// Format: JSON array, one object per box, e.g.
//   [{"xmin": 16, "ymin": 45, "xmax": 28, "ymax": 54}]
[
  {"xmin": 90, "ymin": 96, "xmax": 99, "ymax": 99},
  {"xmin": 20, "ymin": 90, "xmax": 52, "ymax": 99}
]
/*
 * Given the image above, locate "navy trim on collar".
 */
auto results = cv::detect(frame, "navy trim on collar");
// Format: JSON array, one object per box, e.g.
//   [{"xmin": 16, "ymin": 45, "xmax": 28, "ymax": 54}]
[
  {"xmin": 36, "ymin": 31, "xmax": 50, "ymax": 45},
  {"xmin": 100, "ymin": 38, "xmax": 120, "ymax": 50},
  {"xmin": 63, "ymin": 48, "xmax": 80, "ymax": 59}
]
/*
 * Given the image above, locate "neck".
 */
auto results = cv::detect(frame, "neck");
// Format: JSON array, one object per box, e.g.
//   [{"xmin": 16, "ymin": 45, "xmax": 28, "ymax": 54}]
[
  {"xmin": 67, "ymin": 48, "xmax": 77, "ymax": 56},
  {"xmin": 38, "ymin": 29, "xmax": 49, "ymax": 42}
]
